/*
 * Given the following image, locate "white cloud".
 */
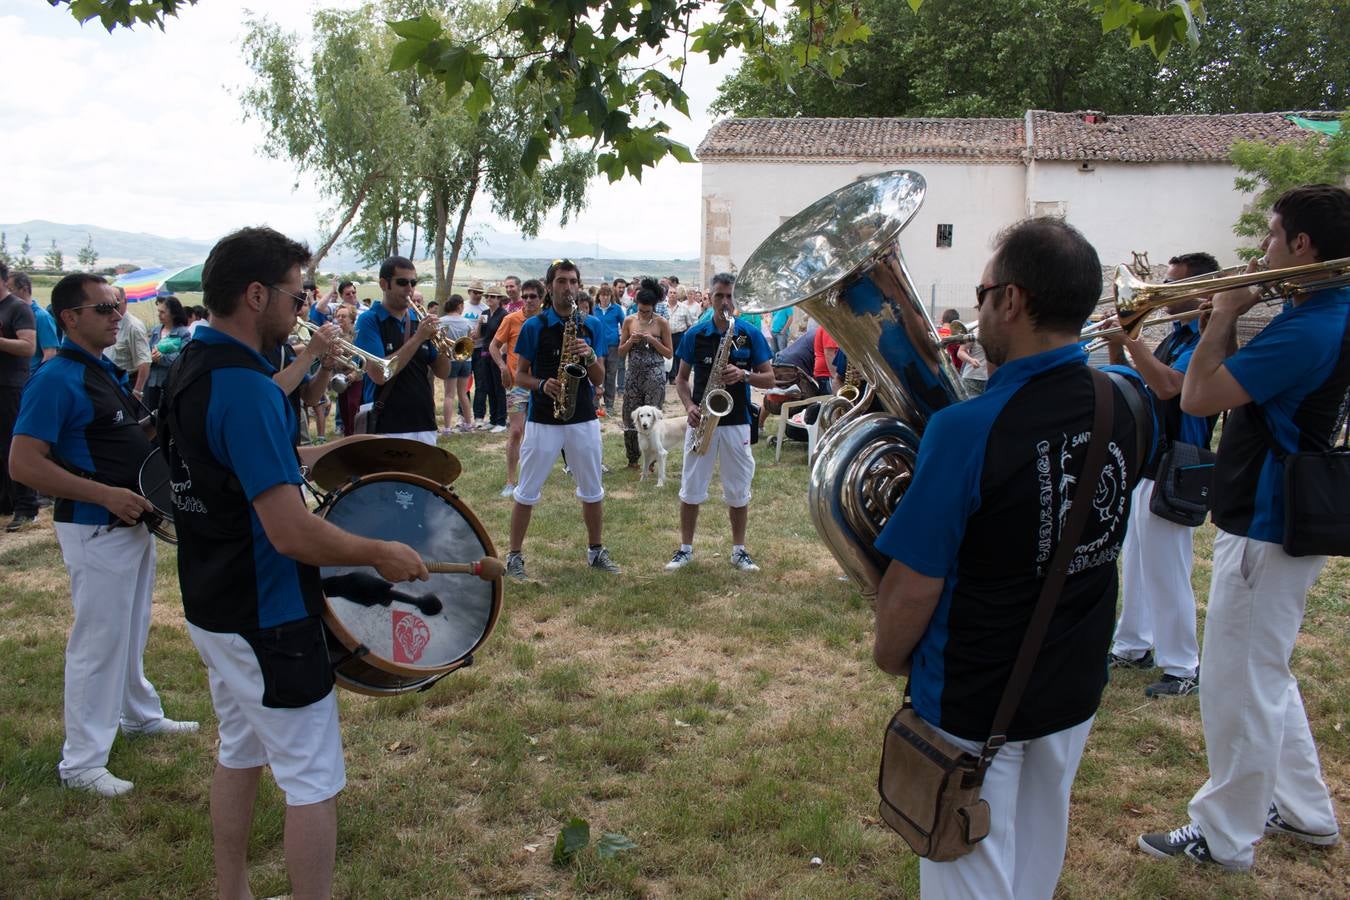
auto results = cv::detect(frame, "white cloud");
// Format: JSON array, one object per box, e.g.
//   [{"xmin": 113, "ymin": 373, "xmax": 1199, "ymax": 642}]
[{"xmin": 1, "ymin": 2, "xmax": 737, "ymax": 257}]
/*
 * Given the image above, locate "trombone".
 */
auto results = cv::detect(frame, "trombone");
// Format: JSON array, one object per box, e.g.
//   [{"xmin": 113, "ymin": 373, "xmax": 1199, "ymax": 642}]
[
  {"xmin": 1087, "ymin": 255, "xmax": 1350, "ymax": 349},
  {"xmin": 292, "ymin": 319, "xmax": 399, "ymax": 381}
]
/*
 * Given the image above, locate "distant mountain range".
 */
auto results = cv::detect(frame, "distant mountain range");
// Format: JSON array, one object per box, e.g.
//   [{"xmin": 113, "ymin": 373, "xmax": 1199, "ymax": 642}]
[{"xmin": 0, "ymin": 220, "xmax": 697, "ymax": 273}]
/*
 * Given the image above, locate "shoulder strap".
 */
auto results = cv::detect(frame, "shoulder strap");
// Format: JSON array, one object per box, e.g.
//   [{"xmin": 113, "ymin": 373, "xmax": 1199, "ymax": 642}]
[
  {"xmin": 56, "ymin": 346, "xmax": 150, "ymax": 421},
  {"xmin": 1107, "ymin": 370, "xmax": 1150, "ymax": 467},
  {"xmin": 978, "ymin": 369, "xmax": 1115, "ymax": 771}
]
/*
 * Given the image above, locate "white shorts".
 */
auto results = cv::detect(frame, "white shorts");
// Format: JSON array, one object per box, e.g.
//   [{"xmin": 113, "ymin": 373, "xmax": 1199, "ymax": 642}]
[
  {"xmin": 384, "ymin": 430, "xmax": 438, "ymax": 446},
  {"xmin": 514, "ymin": 419, "xmax": 604, "ymax": 505},
  {"xmin": 679, "ymin": 423, "xmax": 755, "ymax": 506},
  {"xmin": 187, "ymin": 623, "xmax": 346, "ymax": 806}
]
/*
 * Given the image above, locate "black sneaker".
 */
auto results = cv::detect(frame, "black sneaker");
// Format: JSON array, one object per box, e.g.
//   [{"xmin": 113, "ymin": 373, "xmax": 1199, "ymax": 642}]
[
  {"xmin": 1265, "ymin": 804, "xmax": 1339, "ymax": 846},
  {"xmin": 587, "ymin": 546, "xmax": 621, "ymax": 574},
  {"xmin": 664, "ymin": 548, "xmax": 693, "ymax": 571},
  {"xmin": 5, "ymin": 514, "xmax": 36, "ymax": 533},
  {"xmin": 1138, "ymin": 823, "xmax": 1248, "ymax": 871},
  {"xmin": 505, "ymin": 551, "xmax": 527, "ymax": 580},
  {"xmin": 1108, "ymin": 649, "xmax": 1155, "ymax": 670},
  {"xmin": 1145, "ymin": 673, "xmax": 1200, "ymax": 698}
]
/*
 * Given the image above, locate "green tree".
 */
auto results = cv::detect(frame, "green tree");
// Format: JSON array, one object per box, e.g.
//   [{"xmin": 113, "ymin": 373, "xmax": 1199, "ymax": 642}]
[
  {"xmin": 0, "ymin": 232, "xmax": 11, "ymax": 267},
  {"xmin": 242, "ymin": 1, "xmax": 593, "ymax": 300},
  {"xmin": 1230, "ymin": 116, "xmax": 1350, "ymax": 258},
  {"xmin": 16, "ymin": 234, "xmax": 34, "ymax": 271},
  {"xmin": 77, "ymin": 234, "xmax": 100, "ymax": 269},
  {"xmin": 44, "ymin": 240, "xmax": 65, "ymax": 272},
  {"xmin": 54, "ymin": 0, "xmax": 1206, "ymax": 179}
]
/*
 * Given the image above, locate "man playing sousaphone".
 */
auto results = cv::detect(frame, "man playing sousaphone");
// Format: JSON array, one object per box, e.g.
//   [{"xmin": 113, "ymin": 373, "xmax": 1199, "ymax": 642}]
[
  {"xmin": 160, "ymin": 227, "xmax": 427, "ymax": 898},
  {"xmin": 10, "ymin": 273, "xmax": 199, "ymax": 798}
]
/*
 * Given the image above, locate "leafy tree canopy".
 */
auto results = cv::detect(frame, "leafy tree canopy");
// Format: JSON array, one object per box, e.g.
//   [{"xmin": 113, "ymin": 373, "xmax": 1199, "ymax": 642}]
[{"xmin": 52, "ymin": 0, "xmax": 1210, "ymax": 178}]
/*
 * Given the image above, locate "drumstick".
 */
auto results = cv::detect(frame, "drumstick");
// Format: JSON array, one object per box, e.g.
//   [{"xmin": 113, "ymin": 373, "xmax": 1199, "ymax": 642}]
[
  {"xmin": 321, "ymin": 572, "xmax": 444, "ymax": 616},
  {"xmin": 425, "ymin": 556, "xmax": 505, "ymax": 580}
]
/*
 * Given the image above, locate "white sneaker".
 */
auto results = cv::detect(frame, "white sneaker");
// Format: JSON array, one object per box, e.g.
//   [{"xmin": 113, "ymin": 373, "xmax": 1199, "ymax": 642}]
[
  {"xmin": 730, "ymin": 548, "xmax": 761, "ymax": 572},
  {"xmin": 62, "ymin": 766, "xmax": 134, "ymax": 797},
  {"xmin": 122, "ymin": 717, "xmax": 199, "ymax": 736},
  {"xmin": 500, "ymin": 483, "xmax": 516, "ymax": 498},
  {"xmin": 490, "ymin": 424, "xmax": 507, "ymax": 434},
  {"xmin": 665, "ymin": 548, "xmax": 693, "ymax": 571}
]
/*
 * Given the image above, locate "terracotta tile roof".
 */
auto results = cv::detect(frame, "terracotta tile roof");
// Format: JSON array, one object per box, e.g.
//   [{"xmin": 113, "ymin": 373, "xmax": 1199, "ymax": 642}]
[
  {"xmin": 696, "ymin": 117, "xmax": 1026, "ymax": 161},
  {"xmin": 698, "ymin": 112, "xmax": 1339, "ymax": 163},
  {"xmin": 1028, "ymin": 110, "xmax": 1333, "ymax": 162}
]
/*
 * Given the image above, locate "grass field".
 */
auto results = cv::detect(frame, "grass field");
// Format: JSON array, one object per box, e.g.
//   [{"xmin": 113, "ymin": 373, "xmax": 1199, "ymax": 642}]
[{"xmin": 0, "ymin": 410, "xmax": 1346, "ymax": 898}]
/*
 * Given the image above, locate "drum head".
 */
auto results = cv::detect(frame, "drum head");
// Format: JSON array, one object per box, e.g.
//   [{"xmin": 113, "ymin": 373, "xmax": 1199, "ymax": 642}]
[
  {"xmin": 307, "ymin": 436, "xmax": 463, "ymax": 493},
  {"xmin": 735, "ymin": 170, "xmax": 926, "ymax": 314},
  {"xmin": 318, "ymin": 473, "xmax": 499, "ymax": 682},
  {"xmin": 137, "ymin": 447, "xmax": 177, "ymax": 543}
]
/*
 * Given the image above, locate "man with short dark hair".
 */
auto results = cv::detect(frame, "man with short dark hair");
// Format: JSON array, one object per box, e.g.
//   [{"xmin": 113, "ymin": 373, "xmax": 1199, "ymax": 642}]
[
  {"xmin": 1105, "ymin": 251, "xmax": 1221, "ymax": 698},
  {"xmin": 163, "ymin": 226, "xmax": 427, "ymax": 898},
  {"xmin": 9, "ymin": 273, "xmax": 58, "ymax": 373},
  {"xmin": 503, "ymin": 275, "xmax": 523, "ymax": 313},
  {"xmin": 667, "ymin": 273, "xmax": 774, "ymax": 573},
  {"xmin": 105, "ymin": 284, "xmax": 151, "ymax": 401},
  {"xmin": 11, "ymin": 272, "xmax": 198, "ymax": 798},
  {"xmin": 874, "ymin": 217, "xmax": 1155, "ymax": 897},
  {"xmin": 491, "ymin": 278, "xmax": 544, "ymax": 497},
  {"xmin": 0, "ymin": 259, "xmax": 38, "ymax": 531},
  {"xmin": 505, "ymin": 260, "xmax": 618, "ymax": 579},
  {"xmin": 1140, "ymin": 184, "xmax": 1349, "ymax": 870},
  {"xmin": 353, "ymin": 257, "xmax": 450, "ymax": 444}
]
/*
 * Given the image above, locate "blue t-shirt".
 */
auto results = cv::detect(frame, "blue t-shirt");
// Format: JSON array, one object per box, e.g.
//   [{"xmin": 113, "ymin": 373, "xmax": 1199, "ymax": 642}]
[
  {"xmin": 594, "ymin": 302, "xmax": 626, "ymax": 349},
  {"xmin": 1212, "ymin": 286, "xmax": 1350, "ymax": 543},
  {"xmin": 30, "ymin": 301, "xmax": 59, "ymax": 373},
  {"xmin": 675, "ymin": 316, "xmax": 772, "ymax": 427},
  {"xmin": 514, "ymin": 307, "xmax": 602, "ymax": 424},
  {"xmin": 353, "ymin": 301, "xmax": 439, "ymax": 406},
  {"xmin": 875, "ymin": 344, "xmax": 1157, "ymax": 741},
  {"xmin": 771, "ymin": 308, "xmax": 793, "ymax": 334}
]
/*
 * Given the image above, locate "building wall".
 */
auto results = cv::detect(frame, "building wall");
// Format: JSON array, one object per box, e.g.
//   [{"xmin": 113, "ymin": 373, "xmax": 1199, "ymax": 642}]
[
  {"xmin": 700, "ymin": 159, "xmax": 1026, "ymax": 305},
  {"xmin": 1027, "ymin": 160, "xmax": 1257, "ymax": 267}
]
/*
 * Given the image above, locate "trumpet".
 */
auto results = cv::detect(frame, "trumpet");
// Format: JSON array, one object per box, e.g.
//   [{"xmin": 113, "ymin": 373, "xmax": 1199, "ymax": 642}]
[
  {"xmin": 293, "ymin": 319, "xmax": 399, "ymax": 381},
  {"xmin": 1082, "ymin": 255, "xmax": 1350, "ymax": 351},
  {"xmin": 409, "ymin": 297, "xmax": 473, "ymax": 360}
]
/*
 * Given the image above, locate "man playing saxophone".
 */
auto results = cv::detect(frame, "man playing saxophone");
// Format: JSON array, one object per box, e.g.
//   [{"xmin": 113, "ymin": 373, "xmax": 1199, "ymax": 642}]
[
  {"xmin": 504, "ymin": 260, "xmax": 619, "ymax": 580},
  {"xmin": 668, "ymin": 273, "xmax": 774, "ymax": 572}
]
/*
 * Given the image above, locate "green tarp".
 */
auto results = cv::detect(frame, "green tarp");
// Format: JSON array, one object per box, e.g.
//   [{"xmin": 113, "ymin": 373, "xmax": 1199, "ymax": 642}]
[
  {"xmin": 161, "ymin": 263, "xmax": 204, "ymax": 293},
  {"xmin": 1286, "ymin": 116, "xmax": 1341, "ymax": 136}
]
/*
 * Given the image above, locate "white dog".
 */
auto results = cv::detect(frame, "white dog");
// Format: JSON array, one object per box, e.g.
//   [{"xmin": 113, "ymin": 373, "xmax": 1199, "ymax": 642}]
[{"xmin": 630, "ymin": 404, "xmax": 683, "ymax": 487}]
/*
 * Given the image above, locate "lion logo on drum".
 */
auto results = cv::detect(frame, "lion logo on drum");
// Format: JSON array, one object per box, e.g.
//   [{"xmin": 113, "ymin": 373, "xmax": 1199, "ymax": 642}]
[{"xmin": 392, "ymin": 610, "xmax": 431, "ymax": 664}]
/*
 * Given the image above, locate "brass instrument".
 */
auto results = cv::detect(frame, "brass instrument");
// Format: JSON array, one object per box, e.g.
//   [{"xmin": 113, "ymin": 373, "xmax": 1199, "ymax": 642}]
[
  {"xmin": 450, "ymin": 335, "xmax": 475, "ymax": 361},
  {"xmin": 689, "ymin": 318, "xmax": 736, "ymax": 455},
  {"xmin": 817, "ymin": 363, "xmax": 870, "ymax": 433},
  {"xmin": 554, "ymin": 306, "xmax": 587, "ymax": 420},
  {"xmin": 1084, "ymin": 255, "xmax": 1350, "ymax": 351},
  {"xmin": 408, "ymin": 297, "xmax": 459, "ymax": 359},
  {"xmin": 737, "ymin": 170, "xmax": 967, "ymax": 599},
  {"xmin": 293, "ymin": 319, "xmax": 398, "ymax": 381}
]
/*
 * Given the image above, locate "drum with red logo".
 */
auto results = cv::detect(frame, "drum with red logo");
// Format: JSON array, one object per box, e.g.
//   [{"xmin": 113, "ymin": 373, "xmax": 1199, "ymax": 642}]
[{"xmin": 315, "ymin": 472, "xmax": 501, "ymax": 695}]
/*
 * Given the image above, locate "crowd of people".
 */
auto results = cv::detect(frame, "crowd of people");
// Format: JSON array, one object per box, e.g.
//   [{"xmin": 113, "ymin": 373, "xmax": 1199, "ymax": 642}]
[{"xmin": 0, "ymin": 181, "xmax": 1346, "ymax": 899}]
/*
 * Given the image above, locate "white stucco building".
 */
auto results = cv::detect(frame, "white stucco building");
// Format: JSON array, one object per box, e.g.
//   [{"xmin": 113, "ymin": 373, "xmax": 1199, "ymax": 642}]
[{"xmin": 697, "ymin": 111, "xmax": 1335, "ymax": 313}]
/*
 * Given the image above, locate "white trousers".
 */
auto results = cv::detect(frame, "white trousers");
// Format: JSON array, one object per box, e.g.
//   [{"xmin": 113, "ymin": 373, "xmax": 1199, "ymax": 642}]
[
  {"xmin": 514, "ymin": 419, "xmax": 604, "ymax": 505},
  {"xmin": 384, "ymin": 430, "xmax": 438, "ymax": 446},
  {"xmin": 1188, "ymin": 530, "xmax": 1337, "ymax": 866},
  {"xmin": 920, "ymin": 716, "xmax": 1095, "ymax": 900},
  {"xmin": 679, "ymin": 424, "xmax": 755, "ymax": 506},
  {"xmin": 1112, "ymin": 478, "xmax": 1200, "ymax": 676},
  {"xmin": 54, "ymin": 522, "xmax": 165, "ymax": 778}
]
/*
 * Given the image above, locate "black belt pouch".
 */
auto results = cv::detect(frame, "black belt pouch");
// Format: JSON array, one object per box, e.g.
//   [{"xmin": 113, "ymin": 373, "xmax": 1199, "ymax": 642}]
[{"xmin": 240, "ymin": 616, "xmax": 336, "ymax": 709}]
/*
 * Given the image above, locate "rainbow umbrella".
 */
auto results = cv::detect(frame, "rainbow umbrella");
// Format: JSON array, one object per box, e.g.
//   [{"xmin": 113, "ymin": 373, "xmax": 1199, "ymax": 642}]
[{"xmin": 113, "ymin": 267, "xmax": 171, "ymax": 303}]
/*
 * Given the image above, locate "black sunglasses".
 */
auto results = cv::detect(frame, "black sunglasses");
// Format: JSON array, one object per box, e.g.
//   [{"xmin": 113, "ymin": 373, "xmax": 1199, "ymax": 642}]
[
  {"xmin": 974, "ymin": 282, "xmax": 1010, "ymax": 309},
  {"xmin": 270, "ymin": 285, "xmax": 308, "ymax": 313},
  {"xmin": 69, "ymin": 302, "xmax": 119, "ymax": 316},
  {"xmin": 521, "ymin": 292, "xmax": 540, "ymax": 300},
  {"xmin": 393, "ymin": 277, "xmax": 419, "ymax": 288}
]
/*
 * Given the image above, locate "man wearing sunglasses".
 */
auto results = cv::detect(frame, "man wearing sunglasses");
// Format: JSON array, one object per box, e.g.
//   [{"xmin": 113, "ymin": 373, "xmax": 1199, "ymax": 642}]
[
  {"xmin": 872, "ymin": 218, "xmax": 1157, "ymax": 898},
  {"xmin": 159, "ymin": 227, "xmax": 427, "ymax": 899},
  {"xmin": 353, "ymin": 257, "xmax": 450, "ymax": 444},
  {"xmin": 10, "ymin": 273, "xmax": 199, "ymax": 799},
  {"xmin": 0, "ymin": 260, "xmax": 39, "ymax": 532}
]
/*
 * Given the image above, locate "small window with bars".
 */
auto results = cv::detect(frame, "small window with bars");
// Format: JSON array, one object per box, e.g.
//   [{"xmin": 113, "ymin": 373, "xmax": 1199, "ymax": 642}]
[{"xmin": 936, "ymin": 224, "xmax": 954, "ymax": 248}]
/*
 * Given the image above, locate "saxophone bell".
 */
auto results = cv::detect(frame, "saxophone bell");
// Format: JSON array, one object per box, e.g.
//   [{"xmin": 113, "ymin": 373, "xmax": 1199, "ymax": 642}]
[{"xmin": 702, "ymin": 387, "xmax": 733, "ymax": 419}]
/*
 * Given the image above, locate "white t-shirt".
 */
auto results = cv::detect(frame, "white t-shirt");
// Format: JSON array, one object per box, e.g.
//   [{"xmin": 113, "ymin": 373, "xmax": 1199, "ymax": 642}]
[{"xmin": 463, "ymin": 302, "xmax": 487, "ymax": 346}]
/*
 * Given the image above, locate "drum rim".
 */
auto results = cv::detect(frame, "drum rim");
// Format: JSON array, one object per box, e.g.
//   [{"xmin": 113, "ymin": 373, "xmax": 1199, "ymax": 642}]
[
  {"xmin": 137, "ymin": 446, "xmax": 178, "ymax": 545},
  {"xmin": 306, "ymin": 436, "xmax": 463, "ymax": 493},
  {"xmin": 319, "ymin": 470, "xmax": 502, "ymax": 679}
]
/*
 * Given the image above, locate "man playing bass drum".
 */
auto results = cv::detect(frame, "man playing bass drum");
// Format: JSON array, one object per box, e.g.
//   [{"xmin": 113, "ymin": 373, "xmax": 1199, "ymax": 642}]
[{"xmin": 10, "ymin": 273, "xmax": 198, "ymax": 798}]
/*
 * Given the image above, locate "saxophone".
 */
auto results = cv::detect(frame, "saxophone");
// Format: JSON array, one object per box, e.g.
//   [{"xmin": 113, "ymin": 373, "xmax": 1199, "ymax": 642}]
[
  {"xmin": 553, "ymin": 306, "xmax": 588, "ymax": 420},
  {"xmin": 689, "ymin": 320, "xmax": 737, "ymax": 455}
]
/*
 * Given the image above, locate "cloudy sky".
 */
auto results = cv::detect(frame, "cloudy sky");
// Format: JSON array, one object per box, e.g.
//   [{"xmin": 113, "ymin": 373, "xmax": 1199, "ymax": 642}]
[{"xmin": 2, "ymin": 1, "xmax": 736, "ymax": 257}]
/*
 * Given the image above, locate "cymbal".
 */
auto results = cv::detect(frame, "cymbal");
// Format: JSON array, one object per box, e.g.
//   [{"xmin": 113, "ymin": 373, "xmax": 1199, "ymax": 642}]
[{"xmin": 307, "ymin": 436, "xmax": 462, "ymax": 492}]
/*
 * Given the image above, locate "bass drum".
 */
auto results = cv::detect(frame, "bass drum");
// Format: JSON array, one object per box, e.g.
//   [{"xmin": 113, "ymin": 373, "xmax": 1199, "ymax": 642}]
[{"xmin": 316, "ymin": 472, "xmax": 501, "ymax": 695}]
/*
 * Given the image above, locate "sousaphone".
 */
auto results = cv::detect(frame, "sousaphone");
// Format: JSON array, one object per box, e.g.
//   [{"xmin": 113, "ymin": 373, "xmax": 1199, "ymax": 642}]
[{"xmin": 737, "ymin": 170, "xmax": 967, "ymax": 599}]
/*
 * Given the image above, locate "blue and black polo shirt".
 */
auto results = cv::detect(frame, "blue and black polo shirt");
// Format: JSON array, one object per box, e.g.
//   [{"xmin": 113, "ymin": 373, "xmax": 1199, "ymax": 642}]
[
  {"xmin": 354, "ymin": 301, "xmax": 440, "ymax": 434},
  {"xmin": 1212, "ymin": 285, "xmax": 1350, "ymax": 544},
  {"xmin": 875, "ymin": 343, "xmax": 1157, "ymax": 742},
  {"xmin": 1143, "ymin": 319, "xmax": 1218, "ymax": 479},
  {"xmin": 514, "ymin": 307, "xmax": 602, "ymax": 425},
  {"xmin": 15, "ymin": 339, "xmax": 155, "ymax": 526},
  {"xmin": 675, "ymin": 317, "xmax": 773, "ymax": 428},
  {"xmin": 162, "ymin": 326, "xmax": 323, "ymax": 633}
]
